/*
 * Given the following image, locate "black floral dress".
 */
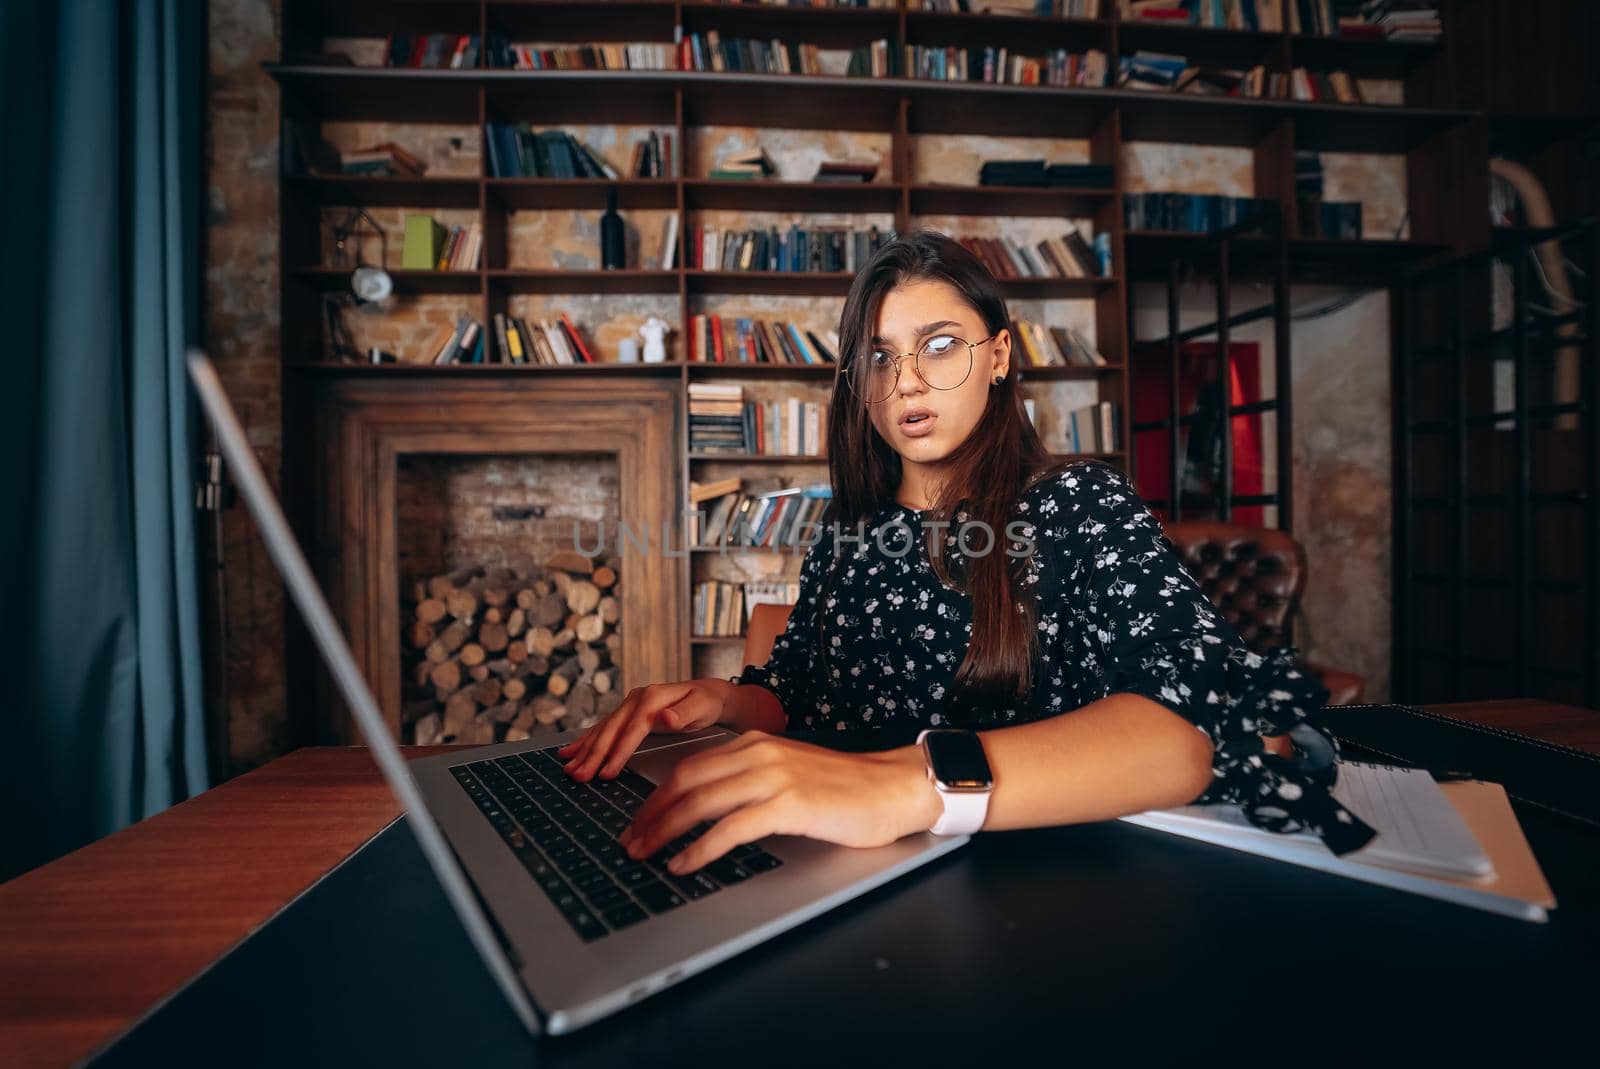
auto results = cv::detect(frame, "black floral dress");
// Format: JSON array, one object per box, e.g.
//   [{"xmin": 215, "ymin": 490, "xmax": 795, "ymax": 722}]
[{"xmin": 736, "ymin": 460, "xmax": 1376, "ymax": 855}]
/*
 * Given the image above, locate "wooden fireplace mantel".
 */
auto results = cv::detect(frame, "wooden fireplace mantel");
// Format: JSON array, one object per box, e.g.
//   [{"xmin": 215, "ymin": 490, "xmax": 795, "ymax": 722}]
[{"xmin": 302, "ymin": 376, "xmax": 685, "ymax": 742}]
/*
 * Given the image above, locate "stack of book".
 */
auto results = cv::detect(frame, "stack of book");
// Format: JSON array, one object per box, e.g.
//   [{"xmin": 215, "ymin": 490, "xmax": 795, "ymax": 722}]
[
  {"xmin": 1118, "ymin": 0, "xmax": 1283, "ymax": 30},
  {"xmin": 1363, "ymin": 3, "xmax": 1442, "ymax": 41},
  {"xmin": 1120, "ymin": 57, "xmax": 1366, "ymax": 102},
  {"xmin": 688, "ymin": 384, "xmax": 830, "ymax": 456},
  {"xmin": 1117, "ymin": 54, "xmax": 1366, "ymax": 101},
  {"xmin": 907, "ymin": 45, "xmax": 1109, "ymax": 87},
  {"xmin": 629, "ymin": 132, "xmax": 675, "ymax": 178},
  {"xmin": 410, "ymin": 315, "xmax": 484, "ymax": 366},
  {"xmin": 710, "ymin": 147, "xmax": 776, "ymax": 181},
  {"xmin": 383, "ymin": 33, "xmax": 480, "ymax": 69},
  {"xmin": 691, "ymin": 479, "xmax": 833, "ymax": 552},
  {"xmin": 1294, "ymin": 0, "xmax": 1441, "ymax": 40},
  {"xmin": 402, "ymin": 215, "xmax": 482, "ymax": 271},
  {"xmin": 1287, "ymin": 67, "xmax": 1365, "ymax": 103},
  {"xmin": 486, "ymin": 312, "xmax": 597, "ymax": 365},
  {"xmin": 682, "ymin": 31, "xmax": 896, "ymax": 77},
  {"xmin": 1117, "ymin": 50, "xmax": 1189, "ymax": 90},
  {"xmin": 1067, "ymin": 401, "xmax": 1121, "ymax": 453},
  {"xmin": 745, "ymin": 579, "xmax": 804, "ymax": 618},
  {"xmin": 1124, "ymin": 192, "xmax": 1274, "ymax": 232},
  {"xmin": 485, "ymin": 33, "xmax": 675, "ymax": 70},
  {"xmin": 956, "ymin": 228, "xmax": 1110, "ymax": 280},
  {"xmin": 1179, "ymin": 65, "xmax": 1272, "ymax": 98},
  {"xmin": 918, "ymin": 0, "xmax": 1102, "ymax": 13},
  {"xmin": 686, "ymin": 224, "xmax": 893, "ymax": 274},
  {"xmin": 979, "ymin": 160, "xmax": 1114, "ymax": 188},
  {"xmin": 440, "ymin": 224, "xmax": 483, "ymax": 270},
  {"xmin": 689, "ymin": 383, "xmax": 752, "ymax": 454},
  {"xmin": 337, "ymin": 142, "xmax": 426, "ymax": 177},
  {"xmin": 485, "ymin": 125, "xmax": 610, "ymax": 178},
  {"xmin": 692, "ymin": 581, "xmax": 745, "ymax": 637},
  {"xmin": 688, "ymin": 315, "xmax": 838, "ymax": 365},
  {"xmin": 1010, "ymin": 319, "xmax": 1108, "ymax": 368}
]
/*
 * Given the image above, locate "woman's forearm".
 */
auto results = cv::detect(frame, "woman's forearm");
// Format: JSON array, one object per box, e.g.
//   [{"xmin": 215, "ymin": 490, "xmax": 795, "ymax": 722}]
[
  {"xmin": 883, "ymin": 693, "xmax": 1215, "ymax": 834},
  {"xmin": 719, "ymin": 682, "xmax": 788, "ymax": 735}
]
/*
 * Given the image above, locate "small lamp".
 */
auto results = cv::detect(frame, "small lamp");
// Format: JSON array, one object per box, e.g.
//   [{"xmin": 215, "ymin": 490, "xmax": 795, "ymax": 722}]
[
  {"xmin": 324, "ymin": 208, "xmax": 397, "ymax": 363},
  {"xmin": 330, "ymin": 207, "xmax": 394, "ymax": 307}
]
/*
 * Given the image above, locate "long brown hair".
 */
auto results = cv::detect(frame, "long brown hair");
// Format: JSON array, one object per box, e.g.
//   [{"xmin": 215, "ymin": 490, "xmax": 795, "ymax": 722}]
[{"xmin": 819, "ymin": 228, "xmax": 1064, "ymax": 711}]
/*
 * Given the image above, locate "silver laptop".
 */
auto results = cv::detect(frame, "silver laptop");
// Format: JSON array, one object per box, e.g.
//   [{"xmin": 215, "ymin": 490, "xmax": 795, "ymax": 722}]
[{"xmin": 187, "ymin": 351, "xmax": 966, "ymax": 1035}]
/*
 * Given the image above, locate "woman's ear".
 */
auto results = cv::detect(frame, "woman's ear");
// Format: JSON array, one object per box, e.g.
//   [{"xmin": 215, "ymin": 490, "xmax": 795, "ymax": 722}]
[{"xmin": 991, "ymin": 328, "xmax": 1011, "ymax": 380}]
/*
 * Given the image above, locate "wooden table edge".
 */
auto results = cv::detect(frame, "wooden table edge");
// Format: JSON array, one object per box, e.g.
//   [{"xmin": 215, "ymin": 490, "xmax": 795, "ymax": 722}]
[{"xmin": 0, "ymin": 745, "xmax": 461, "ymax": 1069}]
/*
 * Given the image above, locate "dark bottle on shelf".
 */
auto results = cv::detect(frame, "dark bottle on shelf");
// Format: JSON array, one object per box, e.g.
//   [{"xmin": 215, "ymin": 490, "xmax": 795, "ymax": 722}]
[{"xmin": 600, "ymin": 186, "xmax": 625, "ymax": 269}]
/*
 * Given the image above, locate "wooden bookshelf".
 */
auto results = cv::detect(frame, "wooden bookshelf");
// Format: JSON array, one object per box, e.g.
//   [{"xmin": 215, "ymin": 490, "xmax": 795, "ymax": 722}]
[{"xmin": 271, "ymin": 0, "xmax": 1501, "ymax": 701}]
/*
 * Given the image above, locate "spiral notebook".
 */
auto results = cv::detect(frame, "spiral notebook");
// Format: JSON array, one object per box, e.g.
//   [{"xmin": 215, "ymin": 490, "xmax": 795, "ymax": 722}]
[{"xmin": 1122, "ymin": 761, "xmax": 1556, "ymax": 922}]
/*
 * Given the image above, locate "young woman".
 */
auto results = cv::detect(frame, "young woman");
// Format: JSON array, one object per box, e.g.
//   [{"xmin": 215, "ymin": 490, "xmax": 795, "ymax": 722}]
[{"xmin": 560, "ymin": 229, "xmax": 1373, "ymax": 877}]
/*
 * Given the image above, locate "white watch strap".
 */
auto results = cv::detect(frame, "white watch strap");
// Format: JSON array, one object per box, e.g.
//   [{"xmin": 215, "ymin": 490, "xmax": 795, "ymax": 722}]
[
  {"xmin": 929, "ymin": 785, "xmax": 990, "ymax": 836},
  {"xmin": 918, "ymin": 728, "xmax": 992, "ymax": 836}
]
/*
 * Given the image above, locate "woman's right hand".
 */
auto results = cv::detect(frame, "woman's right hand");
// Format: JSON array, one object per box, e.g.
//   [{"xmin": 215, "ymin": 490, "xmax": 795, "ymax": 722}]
[{"xmin": 557, "ymin": 677, "xmax": 736, "ymax": 781}]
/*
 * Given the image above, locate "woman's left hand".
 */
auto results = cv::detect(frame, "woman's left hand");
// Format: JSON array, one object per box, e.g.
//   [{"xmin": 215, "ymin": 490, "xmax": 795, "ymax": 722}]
[{"xmin": 616, "ymin": 731, "xmax": 944, "ymax": 874}]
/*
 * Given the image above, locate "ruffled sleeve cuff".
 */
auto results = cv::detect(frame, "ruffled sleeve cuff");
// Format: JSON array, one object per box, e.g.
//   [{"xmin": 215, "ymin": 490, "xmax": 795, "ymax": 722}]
[{"xmin": 1196, "ymin": 646, "xmax": 1378, "ymax": 857}]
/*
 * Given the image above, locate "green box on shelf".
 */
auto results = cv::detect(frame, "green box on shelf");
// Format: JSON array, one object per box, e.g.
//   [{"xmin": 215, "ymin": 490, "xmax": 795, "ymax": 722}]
[{"xmin": 402, "ymin": 214, "xmax": 447, "ymax": 270}]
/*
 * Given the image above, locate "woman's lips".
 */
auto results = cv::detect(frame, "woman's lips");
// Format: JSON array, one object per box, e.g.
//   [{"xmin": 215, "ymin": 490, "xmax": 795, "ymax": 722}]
[{"xmin": 898, "ymin": 412, "xmax": 937, "ymax": 438}]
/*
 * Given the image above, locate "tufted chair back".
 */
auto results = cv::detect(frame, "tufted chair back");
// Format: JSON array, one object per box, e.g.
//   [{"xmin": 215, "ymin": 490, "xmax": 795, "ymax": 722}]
[{"xmin": 1160, "ymin": 521, "xmax": 1306, "ymax": 650}]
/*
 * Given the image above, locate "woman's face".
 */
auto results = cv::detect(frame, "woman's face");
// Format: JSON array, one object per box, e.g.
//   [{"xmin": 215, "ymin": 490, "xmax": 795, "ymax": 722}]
[{"xmin": 862, "ymin": 277, "xmax": 1010, "ymax": 467}]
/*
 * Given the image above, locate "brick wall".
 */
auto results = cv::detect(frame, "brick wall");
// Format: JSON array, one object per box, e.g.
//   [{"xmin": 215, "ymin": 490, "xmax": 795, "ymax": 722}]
[
  {"xmin": 397, "ymin": 454, "xmax": 622, "ymax": 593},
  {"xmin": 208, "ymin": 0, "xmax": 288, "ymax": 771}
]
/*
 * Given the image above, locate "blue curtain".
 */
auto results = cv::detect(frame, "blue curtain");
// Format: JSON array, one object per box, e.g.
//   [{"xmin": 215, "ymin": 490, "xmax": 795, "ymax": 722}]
[{"xmin": 1, "ymin": 0, "xmax": 208, "ymax": 880}]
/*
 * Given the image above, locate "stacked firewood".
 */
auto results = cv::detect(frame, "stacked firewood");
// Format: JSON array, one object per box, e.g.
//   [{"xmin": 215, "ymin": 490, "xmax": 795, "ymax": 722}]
[{"xmin": 403, "ymin": 550, "xmax": 625, "ymax": 745}]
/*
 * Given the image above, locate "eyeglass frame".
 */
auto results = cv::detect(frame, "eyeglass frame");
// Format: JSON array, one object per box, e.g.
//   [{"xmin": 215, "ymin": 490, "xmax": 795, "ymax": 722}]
[{"xmin": 843, "ymin": 331, "xmax": 1001, "ymax": 403}]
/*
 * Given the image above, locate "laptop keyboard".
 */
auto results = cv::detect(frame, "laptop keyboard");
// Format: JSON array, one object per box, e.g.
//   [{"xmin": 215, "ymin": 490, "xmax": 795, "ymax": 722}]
[{"xmin": 450, "ymin": 746, "xmax": 783, "ymax": 942}]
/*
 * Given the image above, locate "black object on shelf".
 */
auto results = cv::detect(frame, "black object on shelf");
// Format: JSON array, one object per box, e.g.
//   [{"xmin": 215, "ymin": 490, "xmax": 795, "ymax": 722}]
[{"xmin": 600, "ymin": 186, "xmax": 625, "ymax": 269}]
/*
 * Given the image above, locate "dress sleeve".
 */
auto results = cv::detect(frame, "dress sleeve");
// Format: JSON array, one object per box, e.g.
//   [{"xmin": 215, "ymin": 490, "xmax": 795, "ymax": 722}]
[
  {"xmin": 1043, "ymin": 462, "xmax": 1377, "ymax": 856},
  {"xmin": 732, "ymin": 523, "xmax": 835, "ymax": 728}
]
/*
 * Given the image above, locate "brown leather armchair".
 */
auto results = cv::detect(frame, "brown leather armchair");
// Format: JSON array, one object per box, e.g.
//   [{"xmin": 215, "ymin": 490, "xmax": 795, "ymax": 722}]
[
  {"xmin": 1159, "ymin": 521, "xmax": 1364, "ymax": 705},
  {"xmin": 743, "ymin": 602, "xmax": 795, "ymax": 670}
]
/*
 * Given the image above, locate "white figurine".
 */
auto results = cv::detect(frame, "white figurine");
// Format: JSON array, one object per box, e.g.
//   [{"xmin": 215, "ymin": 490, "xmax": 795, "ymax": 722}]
[{"xmin": 639, "ymin": 315, "xmax": 670, "ymax": 363}]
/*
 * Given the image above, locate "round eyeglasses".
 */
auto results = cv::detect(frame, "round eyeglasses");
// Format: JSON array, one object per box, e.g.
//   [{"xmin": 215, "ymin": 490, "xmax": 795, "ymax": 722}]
[{"xmin": 844, "ymin": 332, "xmax": 997, "ymax": 404}]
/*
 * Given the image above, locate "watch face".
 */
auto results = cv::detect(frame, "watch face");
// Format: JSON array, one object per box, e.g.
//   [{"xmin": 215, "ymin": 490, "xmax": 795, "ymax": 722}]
[{"xmin": 924, "ymin": 730, "xmax": 992, "ymax": 789}]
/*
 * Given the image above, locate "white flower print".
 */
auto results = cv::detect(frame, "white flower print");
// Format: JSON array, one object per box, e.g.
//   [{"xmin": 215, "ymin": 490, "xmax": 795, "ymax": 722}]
[{"xmin": 730, "ymin": 462, "xmax": 1361, "ymax": 854}]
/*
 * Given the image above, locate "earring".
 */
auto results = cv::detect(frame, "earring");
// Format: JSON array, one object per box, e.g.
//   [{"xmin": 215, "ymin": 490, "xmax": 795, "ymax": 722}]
[{"xmin": 992, "ymin": 373, "xmax": 1005, "ymax": 385}]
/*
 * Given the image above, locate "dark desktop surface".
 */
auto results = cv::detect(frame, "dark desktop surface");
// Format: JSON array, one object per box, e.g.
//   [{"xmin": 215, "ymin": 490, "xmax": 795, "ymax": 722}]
[{"xmin": 92, "ymin": 728, "xmax": 1598, "ymax": 1067}]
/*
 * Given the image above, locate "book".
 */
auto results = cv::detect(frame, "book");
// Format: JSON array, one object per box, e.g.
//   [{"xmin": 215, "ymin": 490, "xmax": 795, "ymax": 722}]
[
  {"xmin": 659, "ymin": 213, "xmax": 679, "ymax": 270},
  {"xmin": 384, "ymin": 33, "xmax": 480, "ymax": 70},
  {"xmin": 744, "ymin": 580, "xmax": 802, "ymax": 621},
  {"xmin": 1122, "ymin": 762, "xmax": 1555, "ymax": 922},
  {"xmin": 690, "ymin": 476, "xmax": 742, "ymax": 505},
  {"xmin": 909, "ymin": 44, "xmax": 1107, "ymax": 87},
  {"xmin": 486, "ymin": 33, "xmax": 675, "ymax": 71},
  {"xmin": 558, "ymin": 312, "xmax": 595, "ymax": 363},
  {"xmin": 715, "ymin": 146, "xmax": 776, "ymax": 179},
  {"xmin": 401, "ymin": 214, "xmax": 447, "ymax": 270}
]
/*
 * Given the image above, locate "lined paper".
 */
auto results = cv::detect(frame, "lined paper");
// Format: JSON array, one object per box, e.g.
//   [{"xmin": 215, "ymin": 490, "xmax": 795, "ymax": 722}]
[{"xmin": 1329, "ymin": 762, "xmax": 1491, "ymax": 878}]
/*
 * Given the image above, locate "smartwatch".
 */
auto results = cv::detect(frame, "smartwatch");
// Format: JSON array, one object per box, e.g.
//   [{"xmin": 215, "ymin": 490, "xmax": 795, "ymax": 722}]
[{"xmin": 916, "ymin": 728, "xmax": 994, "ymax": 836}]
